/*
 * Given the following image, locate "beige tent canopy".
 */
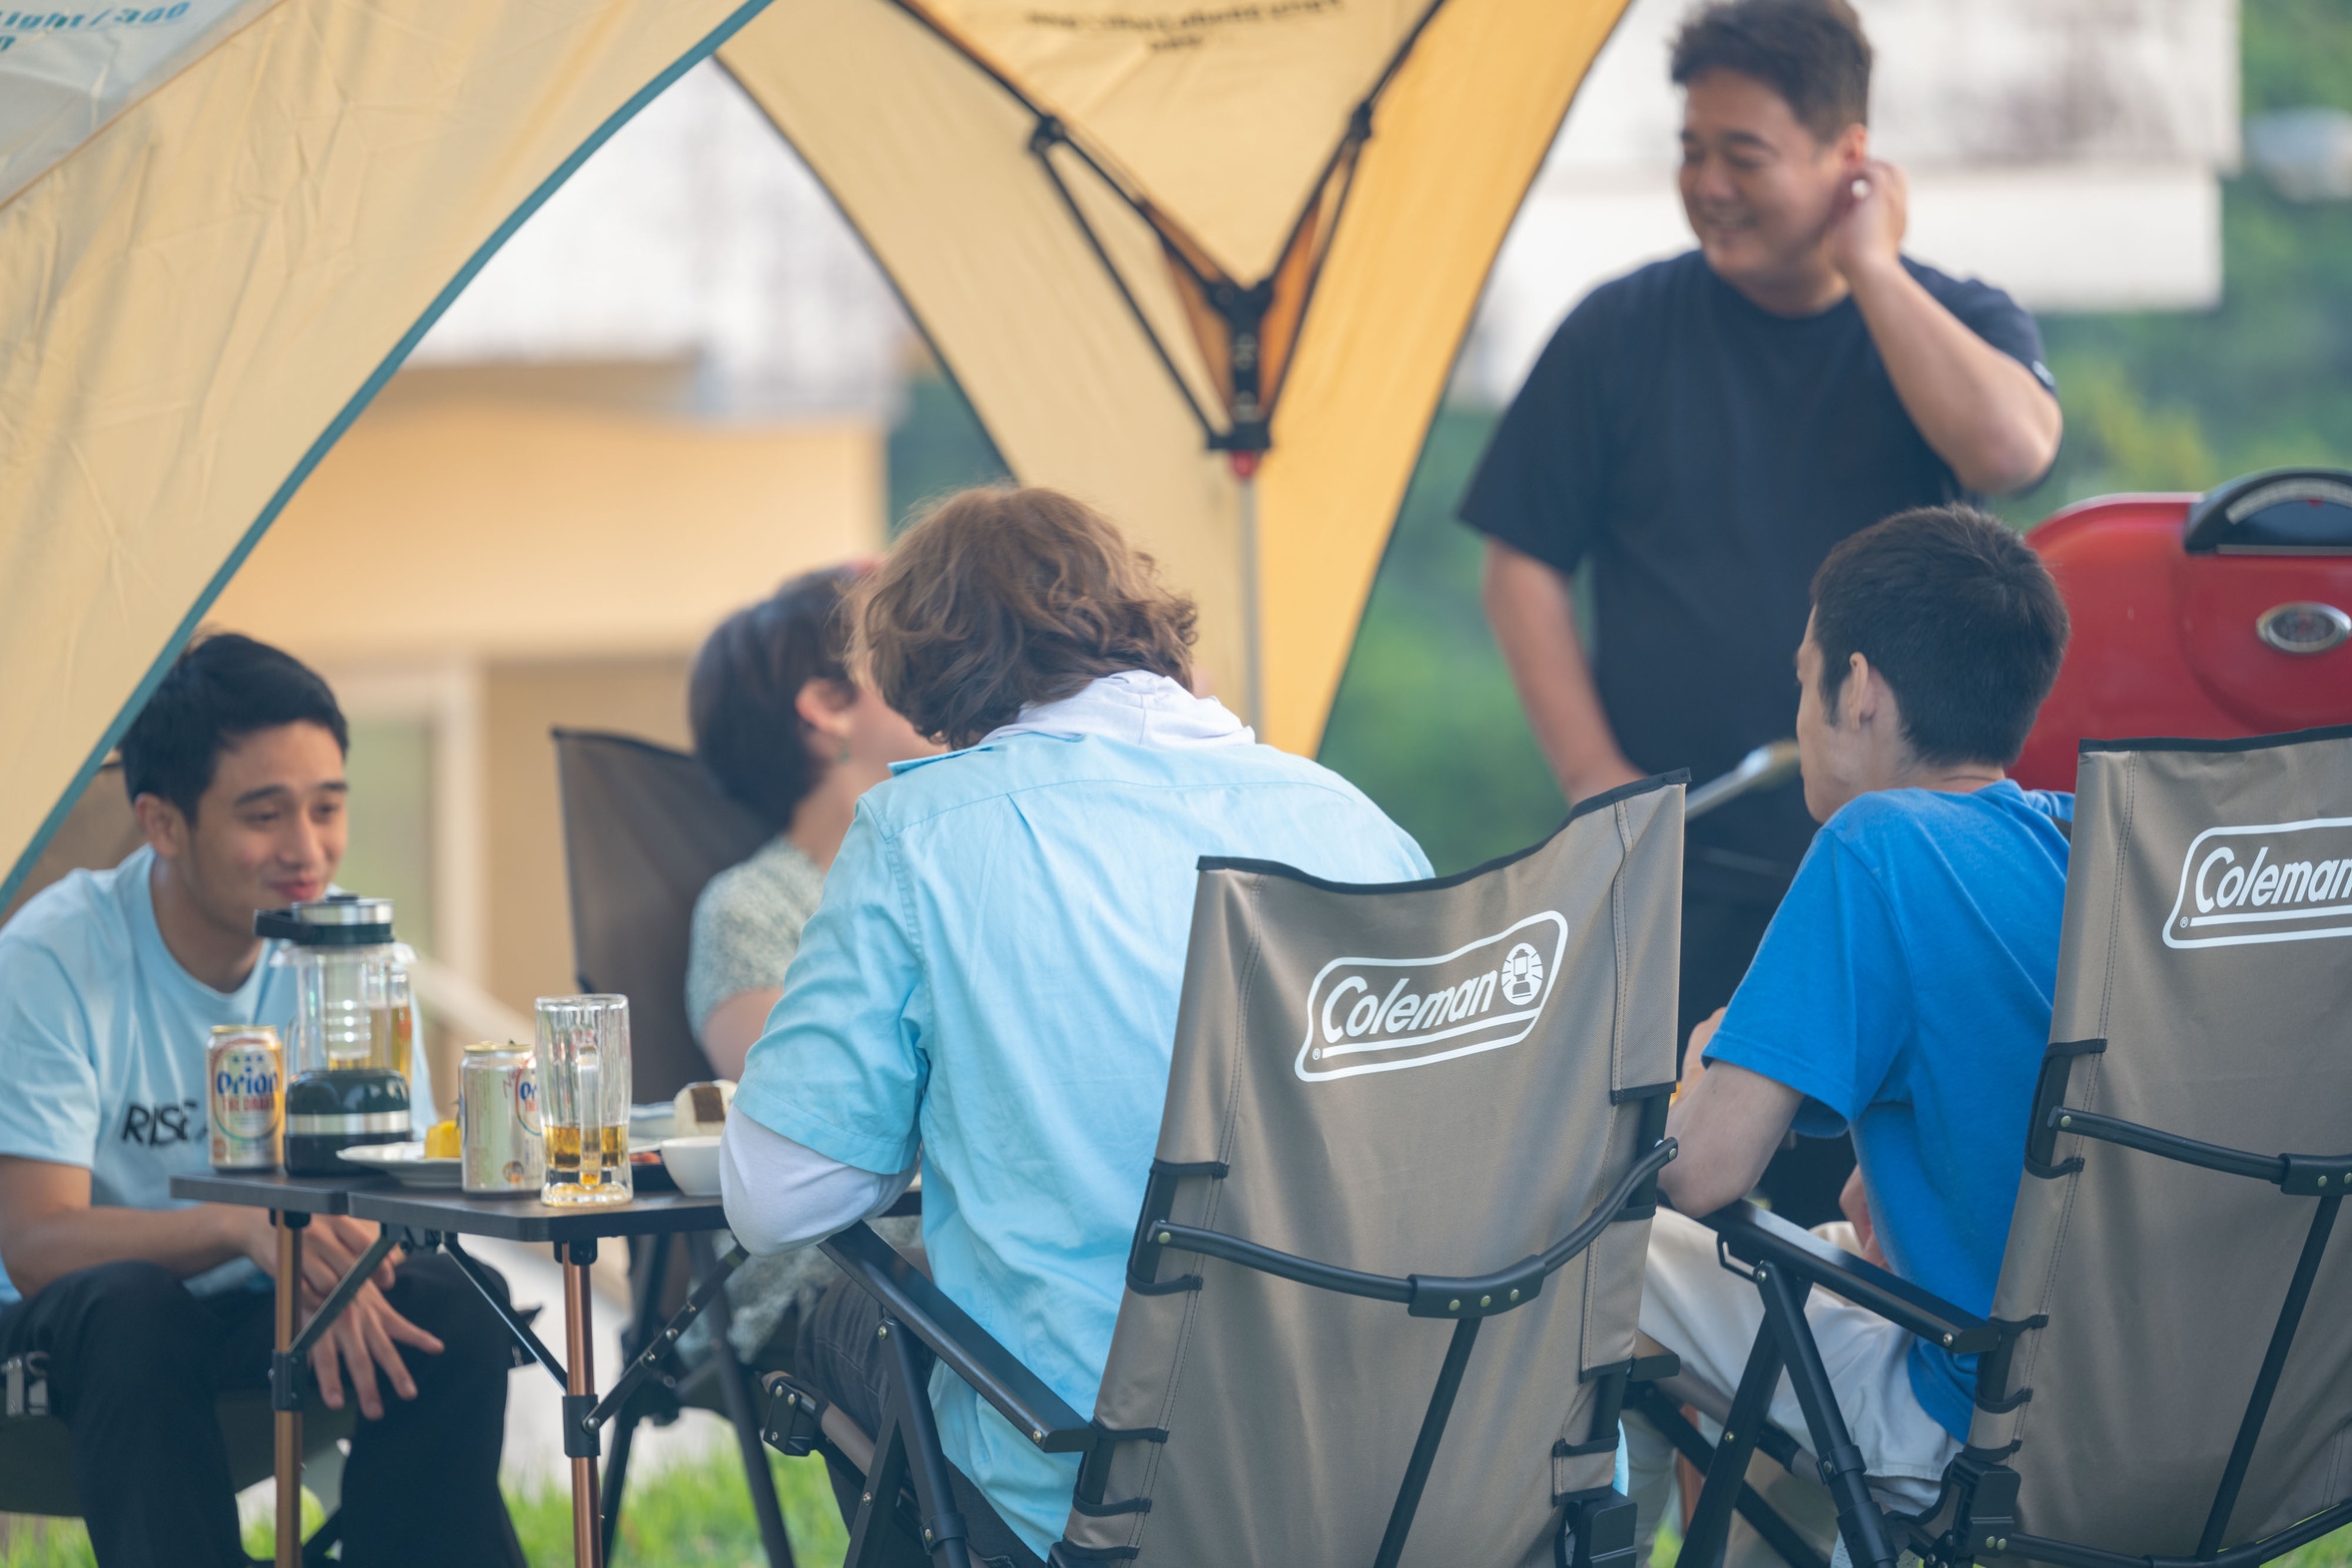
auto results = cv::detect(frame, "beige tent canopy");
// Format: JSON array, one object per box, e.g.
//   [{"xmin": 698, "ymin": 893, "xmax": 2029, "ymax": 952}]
[{"xmin": 0, "ymin": 0, "xmax": 1627, "ymax": 905}]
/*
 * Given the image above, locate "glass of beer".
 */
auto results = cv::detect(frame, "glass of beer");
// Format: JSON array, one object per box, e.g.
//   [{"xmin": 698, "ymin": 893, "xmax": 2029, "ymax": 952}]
[{"xmin": 533, "ymin": 995, "xmax": 632, "ymax": 1206}]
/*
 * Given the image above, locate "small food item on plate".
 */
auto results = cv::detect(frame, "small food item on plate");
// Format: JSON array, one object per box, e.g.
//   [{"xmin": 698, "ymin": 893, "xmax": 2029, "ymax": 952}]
[
  {"xmin": 673, "ymin": 1079, "xmax": 736, "ymax": 1136},
  {"xmin": 423, "ymin": 1119, "xmax": 461, "ymax": 1159}
]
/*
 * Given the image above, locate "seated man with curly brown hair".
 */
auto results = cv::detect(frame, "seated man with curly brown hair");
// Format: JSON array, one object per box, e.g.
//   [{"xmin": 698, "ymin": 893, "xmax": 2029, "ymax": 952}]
[{"xmin": 719, "ymin": 487, "xmax": 1432, "ymax": 1566}]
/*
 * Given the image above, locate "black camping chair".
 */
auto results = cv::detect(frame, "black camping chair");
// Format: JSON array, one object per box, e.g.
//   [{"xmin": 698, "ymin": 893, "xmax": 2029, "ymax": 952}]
[
  {"xmin": 1651, "ymin": 724, "xmax": 2352, "ymax": 1568},
  {"xmin": 550, "ymin": 728, "xmax": 772, "ymax": 1103},
  {"xmin": 549, "ymin": 728, "xmax": 798, "ymax": 1567},
  {"xmin": 752, "ymin": 774, "xmax": 1691, "ymax": 1568},
  {"xmin": 0, "ymin": 764, "xmax": 359, "ymax": 1555}
]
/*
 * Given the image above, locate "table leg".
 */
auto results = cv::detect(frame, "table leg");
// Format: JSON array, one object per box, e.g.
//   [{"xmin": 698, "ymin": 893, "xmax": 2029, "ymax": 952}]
[
  {"xmin": 563, "ymin": 1240, "xmax": 603, "ymax": 1568},
  {"xmin": 275, "ymin": 1213, "xmax": 305, "ymax": 1568}
]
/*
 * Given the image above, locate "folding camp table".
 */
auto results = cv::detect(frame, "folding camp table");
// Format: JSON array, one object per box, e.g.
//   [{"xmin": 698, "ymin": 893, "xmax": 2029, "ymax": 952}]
[{"xmin": 172, "ymin": 1172, "xmax": 753, "ymax": 1568}]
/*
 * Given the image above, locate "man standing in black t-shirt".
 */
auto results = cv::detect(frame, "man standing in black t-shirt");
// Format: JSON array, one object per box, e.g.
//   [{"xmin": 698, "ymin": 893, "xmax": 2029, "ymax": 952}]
[{"xmin": 1463, "ymin": 0, "xmax": 2061, "ymax": 1223}]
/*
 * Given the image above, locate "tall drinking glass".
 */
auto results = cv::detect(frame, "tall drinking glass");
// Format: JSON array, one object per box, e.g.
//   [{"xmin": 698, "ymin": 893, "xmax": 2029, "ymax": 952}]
[{"xmin": 534, "ymin": 995, "xmax": 632, "ymax": 1206}]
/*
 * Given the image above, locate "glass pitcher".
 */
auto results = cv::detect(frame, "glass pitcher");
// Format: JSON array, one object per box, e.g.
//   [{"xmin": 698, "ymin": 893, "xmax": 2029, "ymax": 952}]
[{"xmin": 256, "ymin": 896, "xmax": 414, "ymax": 1173}]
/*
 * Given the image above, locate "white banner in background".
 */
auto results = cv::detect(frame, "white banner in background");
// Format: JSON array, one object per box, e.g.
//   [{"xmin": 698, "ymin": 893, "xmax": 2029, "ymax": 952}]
[{"xmin": 0, "ymin": 0, "xmax": 277, "ymax": 207}]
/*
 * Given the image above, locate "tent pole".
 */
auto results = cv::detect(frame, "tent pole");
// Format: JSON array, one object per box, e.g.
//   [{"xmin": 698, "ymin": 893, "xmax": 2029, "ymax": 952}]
[{"xmin": 1239, "ymin": 474, "xmax": 1265, "ymax": 733}]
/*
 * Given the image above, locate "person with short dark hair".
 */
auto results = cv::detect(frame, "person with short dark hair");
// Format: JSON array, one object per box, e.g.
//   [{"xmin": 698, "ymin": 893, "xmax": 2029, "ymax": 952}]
[
  {"xmin": 1627, "ymin": 507, "xmax": 2072, "ymax": 1550},
  {"xmin": 686, "ymin": 566, "xmax": 936, "ymax": 1078},
  {"xmin": 1467, "ymin": 0, "xmax": 2063, "ymax": 1224},
  {"xmin": 681, "ymin": 567, "xmax": 933, "ymax": 1370},
  {"xmin": 0, "ymin": 632, "xmax": 521, "ymax": 1568},
  {"xmin": 718, "ymin": 487, "xmax": 1432, "ymax": 1565}
]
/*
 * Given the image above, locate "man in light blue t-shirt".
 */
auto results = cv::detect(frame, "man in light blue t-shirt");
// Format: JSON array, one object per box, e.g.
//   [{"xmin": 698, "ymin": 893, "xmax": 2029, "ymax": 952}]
[
  {"xmin": 0, "ymin": 634, "xmax": 517, "ymax": 1568},
  {"xmin": 1629, "ymin": 505, "xmax": 2073, "ymax": 1548}
]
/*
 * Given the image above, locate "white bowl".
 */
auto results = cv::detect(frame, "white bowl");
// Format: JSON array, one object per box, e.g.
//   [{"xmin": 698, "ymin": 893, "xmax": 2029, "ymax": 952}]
[{"xmin": 660, "ymin": 1135, "xmax": 724, "ymax": 1197}]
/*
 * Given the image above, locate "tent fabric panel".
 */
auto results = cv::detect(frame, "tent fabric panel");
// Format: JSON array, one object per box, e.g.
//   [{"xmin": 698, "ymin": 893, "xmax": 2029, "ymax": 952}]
[
  {"xmin": 0, "ymin": 0, "xmax": 279, "ymax": 207},
  {"xmin": 904, "ymin": 0, "xmax": 1427, "ymax": 280},
  {"xmin": 0, "ymin": 0, "xmax": 769, "ymax": 897},
  {"xmin": 721, "ymin": 0, "xmax": 1249, "ymax": 711},
  {"xmin": 1040, "ymin": 141, "xmax": 1226, "ymax": 429},
  {"xmin": 1255, "ymin": 0, "xmax": 1630, "ymax": 756}
]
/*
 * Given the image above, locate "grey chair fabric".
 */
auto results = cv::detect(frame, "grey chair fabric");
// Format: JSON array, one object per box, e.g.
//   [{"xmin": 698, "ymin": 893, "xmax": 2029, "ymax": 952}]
[
  {"xmin": 549, "ymin": 728, "xmax": 771, "ymax": 1103},
  {"xmin": 1061, "ymin": 774, "xmax": 1685, "ymax": 1567},
  {"xmin": 1973, "ymin": 726, "xmax": 2352, "ymax": 1556}
]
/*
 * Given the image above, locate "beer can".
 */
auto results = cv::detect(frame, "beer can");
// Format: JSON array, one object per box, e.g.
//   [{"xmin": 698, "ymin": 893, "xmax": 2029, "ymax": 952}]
[
  {"xmin": 208, "ymin": 1025, "xmax": 284, "ymax": 1171},
  {"xmin": 460, "ymin": 1042, "xmax": 545, "ymax": 1194}
]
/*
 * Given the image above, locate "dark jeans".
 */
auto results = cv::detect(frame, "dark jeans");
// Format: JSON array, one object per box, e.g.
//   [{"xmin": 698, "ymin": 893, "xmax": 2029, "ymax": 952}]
[
  {"xmin": 0, "ymin": 1252, "xmax": 522, "ymax": 1568},
  {"xmin": 1679, "ymin": 886, "xmax": 1856, "ymax": 1230},
  {"xmin": 797, "ymin": 1273, "xmax": 1045, "ymax": 1568}
]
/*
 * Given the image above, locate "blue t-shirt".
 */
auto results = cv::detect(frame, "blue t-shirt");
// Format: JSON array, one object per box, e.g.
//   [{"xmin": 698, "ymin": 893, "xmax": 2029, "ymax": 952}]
[
  {"xmin": 1703, "ymin": 781, "xmax": 2071, "ymax": 1440},
  {"xmin": 0, "ymin": 847, "xmax": 434, "ymax": 1307},
  {"xmin": 1461, "ymin": 251, "xmax": 2054, "ymax": 882},
  {"xmin": 734, "ymin": 733, "xmax": 1431, "ymax": 1558}
]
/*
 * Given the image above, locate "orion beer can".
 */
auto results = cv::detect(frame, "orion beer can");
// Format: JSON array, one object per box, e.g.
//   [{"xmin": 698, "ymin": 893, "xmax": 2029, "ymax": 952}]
[
  {"xmin": 460, "ymin": 1043, "xmax": 545, "ymax": 1194},
  {"xmin": 208, "ymin": 1025, "xmax": 284, "ymax": 1171}
]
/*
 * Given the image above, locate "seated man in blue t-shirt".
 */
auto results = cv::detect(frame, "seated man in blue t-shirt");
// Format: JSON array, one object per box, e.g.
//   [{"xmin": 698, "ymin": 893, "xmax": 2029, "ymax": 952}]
[
  {"xmin": 1630, "ymin": 505, "xmax": 2073, "ymax": 1547},
  {"xmin": 0, "ymin": 634, "xmax": 520, "ymax": 1568}
]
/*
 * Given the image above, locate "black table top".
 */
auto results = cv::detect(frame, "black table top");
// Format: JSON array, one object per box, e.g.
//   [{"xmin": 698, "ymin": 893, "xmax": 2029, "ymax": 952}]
[
  {"xmin": 344, "ymin": 1186, "xmax": 729, "ymax": 1243},
  {"xmin": 170, "ymin": 1170, "xmax": 387, "ymax": 1215}
]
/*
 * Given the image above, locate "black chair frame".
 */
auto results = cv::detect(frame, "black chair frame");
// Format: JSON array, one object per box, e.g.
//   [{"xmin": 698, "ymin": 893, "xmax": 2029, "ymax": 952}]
[
  {"xmin": 758, "ymin": 1115, "xmax": 1680, "ymax": 1568},
  {"xmin": 595, "ymin": 1232, "xmax": 799, "ymax": 1568},
  {"xmin": 259, "ymin": 1221, "xmax": 777, "ymax": 1566},
  {"xmin": 1667, "ymin": 1046, "xmax": 2352, "ymax": 1568}
]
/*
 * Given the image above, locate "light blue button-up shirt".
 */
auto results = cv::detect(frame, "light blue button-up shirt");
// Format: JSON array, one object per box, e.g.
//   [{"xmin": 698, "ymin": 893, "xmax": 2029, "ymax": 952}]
[{"xmin": 733, "ymin": 681, "xmax": 1430, "ymax": 1556}]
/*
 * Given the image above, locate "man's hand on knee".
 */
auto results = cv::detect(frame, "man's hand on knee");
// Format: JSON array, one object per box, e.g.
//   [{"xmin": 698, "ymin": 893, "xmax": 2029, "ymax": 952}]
[
  {"xmin": 295, "ymin": 1215, "xmax": 402, "ymax": 1297},
  {"xmin": 309, "ymin": 1282, "xmax": 445, "ymax": 1420}
]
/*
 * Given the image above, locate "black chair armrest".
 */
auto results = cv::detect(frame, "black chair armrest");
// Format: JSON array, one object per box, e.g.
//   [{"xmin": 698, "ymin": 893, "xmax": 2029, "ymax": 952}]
[
  {"xmin": 1696, "ymin": 1202, "xmax": 1998, "ymax": 1354},
  {"xmin": 821, "ymin": 1221, "xmax": 1095, "ymax": 1453}
]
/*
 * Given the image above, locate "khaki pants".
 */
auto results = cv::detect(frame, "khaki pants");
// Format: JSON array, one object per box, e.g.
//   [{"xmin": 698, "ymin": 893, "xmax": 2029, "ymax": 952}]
[{"xmin": 1626, "ymin": 1209, "xmax": 1962, "ymax": 1564}]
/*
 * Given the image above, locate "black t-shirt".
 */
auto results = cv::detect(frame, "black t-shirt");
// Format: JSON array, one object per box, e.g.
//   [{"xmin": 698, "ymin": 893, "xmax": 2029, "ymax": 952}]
[{"xmin": 1462, "ymin": 250, "xmax": 2052, "ymax": 894}]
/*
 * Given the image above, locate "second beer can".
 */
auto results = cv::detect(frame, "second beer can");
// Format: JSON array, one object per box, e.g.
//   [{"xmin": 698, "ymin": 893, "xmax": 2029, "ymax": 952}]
[
  {"xmin": 460, "ymin": 1041, "xmax": 545, "ymax": 1194},
  {"xmin": 208, "ymin": 1025, "xmax": 284, "ymax": 1171}
]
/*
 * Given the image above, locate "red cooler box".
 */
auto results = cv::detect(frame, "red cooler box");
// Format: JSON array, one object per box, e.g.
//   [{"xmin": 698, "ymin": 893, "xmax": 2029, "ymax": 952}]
[{"xmin": 2015, "ymin": 467, "xmax": 2352, "ymax": 791}]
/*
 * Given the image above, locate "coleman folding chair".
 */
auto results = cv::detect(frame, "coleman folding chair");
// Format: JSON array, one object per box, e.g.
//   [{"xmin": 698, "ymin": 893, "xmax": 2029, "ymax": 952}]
[
  {"xmin": 755, "ymin": 772, "xmax": 1688, "ymax": 1567},
  {"xmin": 1646, "ymin": 723, "xmax": 2352, "ymax": 1568},
  {"xmin": 549, "ymin": 728, "xmax": 792, "ymax": 1565}
]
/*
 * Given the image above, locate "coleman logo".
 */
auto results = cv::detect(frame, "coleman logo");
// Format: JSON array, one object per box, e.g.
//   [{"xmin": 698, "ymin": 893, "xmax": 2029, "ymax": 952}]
[
  {"xmin": 2164, "ymin": 816, "xmax": 2352, "ymax": 949},
  {"xmin": 1297, "ymin": 912, "xmax": 1567, "ymax": 1082}
]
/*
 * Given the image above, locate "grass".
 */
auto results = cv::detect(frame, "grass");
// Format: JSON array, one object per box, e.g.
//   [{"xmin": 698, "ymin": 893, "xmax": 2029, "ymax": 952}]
[
  {"xmin": 6, "ymin": 1456, "xmax": 2351, "ymax": 1568},
  {"xmin": 507, "ymin": 1450, "xmax": 848, "ymax": 1568},
  {"xmin": 0, "ymin": 1448, "xmax": 848, "ymax": 1568}
]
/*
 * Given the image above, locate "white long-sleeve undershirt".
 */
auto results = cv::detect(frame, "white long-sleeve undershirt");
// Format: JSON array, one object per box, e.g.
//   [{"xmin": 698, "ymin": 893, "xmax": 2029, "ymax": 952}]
[{"xmin": 719, "ymin": 1110, "xmax": 915, "ymax": 1255}]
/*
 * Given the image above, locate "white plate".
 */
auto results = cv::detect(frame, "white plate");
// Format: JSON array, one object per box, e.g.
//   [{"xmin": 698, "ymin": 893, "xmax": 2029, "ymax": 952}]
[
  {"xmin": 629, "ymin": 1103, "xmax": 678, "ymax": 1142},
  {"xmin": 338, "ymin": 1141, "xmax": 462, "ymax": 1188}
]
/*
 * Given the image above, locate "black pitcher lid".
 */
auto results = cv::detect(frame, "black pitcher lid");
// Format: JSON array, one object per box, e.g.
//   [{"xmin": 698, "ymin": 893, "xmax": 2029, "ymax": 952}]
[{"xmin": 254, "ymin": 894, "xmax": 394, "ymax": 946}]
